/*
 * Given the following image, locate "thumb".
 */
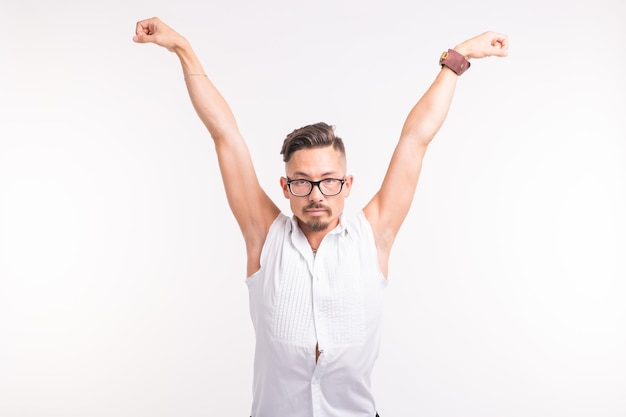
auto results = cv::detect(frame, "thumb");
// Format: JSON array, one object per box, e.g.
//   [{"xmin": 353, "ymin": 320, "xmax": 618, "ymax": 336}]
[{"xmin": 133, "ymin": 34, "xmax": 153, "ymax": 44}]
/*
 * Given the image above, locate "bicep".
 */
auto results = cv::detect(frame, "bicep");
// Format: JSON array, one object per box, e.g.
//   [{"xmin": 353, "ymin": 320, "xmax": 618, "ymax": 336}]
[
  {"xmin": 364, "ymin": 140, "xmax": 428, "ymax": 250},
  {"xmin": 214, "ymin": 134, "xmax": 280, "ymax": 241}
]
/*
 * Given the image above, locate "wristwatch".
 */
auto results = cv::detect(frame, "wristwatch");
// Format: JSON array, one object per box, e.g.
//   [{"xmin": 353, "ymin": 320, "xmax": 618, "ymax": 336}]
[{"xmin": 439, "ymin": 49, "xmax": 470, "ymax": 76}]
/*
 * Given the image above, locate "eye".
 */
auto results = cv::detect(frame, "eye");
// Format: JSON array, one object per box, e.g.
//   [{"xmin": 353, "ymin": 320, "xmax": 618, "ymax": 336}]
[
  {"xmin": 322, "ymin": 179, "xmax": 336, "ymax": 184},
  {"xmin": 294, "ymin": 179, "xmax": 309, "ymax": 185}
]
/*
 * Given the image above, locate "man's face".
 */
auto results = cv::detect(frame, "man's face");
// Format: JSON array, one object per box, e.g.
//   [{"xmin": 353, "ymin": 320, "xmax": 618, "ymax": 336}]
[{"xmin": 280, "ymin": 146, "xmax": 353, "ymax": 234}]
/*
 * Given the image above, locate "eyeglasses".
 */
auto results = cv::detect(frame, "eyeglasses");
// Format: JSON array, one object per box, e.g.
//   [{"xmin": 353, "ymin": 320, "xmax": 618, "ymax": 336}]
[{"xmin": 286, "ymin": 178, "xmax": 346, "ymax": 197}]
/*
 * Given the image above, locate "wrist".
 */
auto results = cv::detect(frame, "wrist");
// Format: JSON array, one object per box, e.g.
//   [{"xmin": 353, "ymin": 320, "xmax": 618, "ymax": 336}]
[
  {"xmin": 177, "ymin": 45, "xmax": 205, "ymax": 78},
  {"xmin": 439, "ymin": 48, "xmax": 470, "ymax": 76},
  {"xmin": 169, "ymin": 36, "xmax": 190, "ymax": 54},
  {"xmin": 452, "ymin": 43, "xmax": 471, "ymax": 60}
]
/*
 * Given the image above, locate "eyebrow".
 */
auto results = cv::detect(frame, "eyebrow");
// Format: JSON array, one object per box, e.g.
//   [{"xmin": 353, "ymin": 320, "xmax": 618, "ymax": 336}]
[{"xmin": 290, "ymin": 171, "xmax": 339, "ymax": 178}]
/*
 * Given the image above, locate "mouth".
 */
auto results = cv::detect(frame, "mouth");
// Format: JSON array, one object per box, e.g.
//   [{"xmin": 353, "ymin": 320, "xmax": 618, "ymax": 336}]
[
  {"xmin": 305, "ymin": 209, "xmax": 328, "ymax": 216},
  {"xmin": 304, "ymin": 205, "xmax": 329, "ymax": 216}
]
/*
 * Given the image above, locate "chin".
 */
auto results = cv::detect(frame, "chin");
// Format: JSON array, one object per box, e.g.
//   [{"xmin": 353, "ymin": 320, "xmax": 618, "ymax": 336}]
[{"xmin": 305, "ymin": 220, "xmax": 329, "ymax": 232}]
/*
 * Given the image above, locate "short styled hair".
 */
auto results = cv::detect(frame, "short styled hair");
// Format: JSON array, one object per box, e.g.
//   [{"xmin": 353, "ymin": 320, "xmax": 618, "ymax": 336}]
[{"xmin": 280, "ymin": 122, "xmax": 346, "ymax": 163}]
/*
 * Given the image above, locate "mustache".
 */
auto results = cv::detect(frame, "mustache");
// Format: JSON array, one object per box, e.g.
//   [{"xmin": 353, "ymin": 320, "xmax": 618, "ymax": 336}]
[{"xmin": 303, "ymin": 203, "xmax": 330, "ymax": 211}]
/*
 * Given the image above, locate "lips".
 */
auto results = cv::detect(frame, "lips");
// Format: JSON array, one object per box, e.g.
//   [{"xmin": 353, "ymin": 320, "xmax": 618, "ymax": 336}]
[{"xmin": 304, "ymin": 205, "xmax": 330, "ymax": 216}]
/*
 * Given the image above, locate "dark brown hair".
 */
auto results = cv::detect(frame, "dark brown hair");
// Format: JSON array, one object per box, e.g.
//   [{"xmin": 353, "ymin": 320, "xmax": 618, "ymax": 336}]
[{"xmin": 280, "ymin": 122, "xmax": 346, "ymax": 163}]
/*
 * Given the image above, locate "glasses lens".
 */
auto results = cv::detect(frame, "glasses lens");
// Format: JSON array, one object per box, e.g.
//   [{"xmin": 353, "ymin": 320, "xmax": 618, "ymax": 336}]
[
  {"xmin": 319, "ymin": 179, "xmax": 342, "ymax": 195},
  {"xmin": 289, "ymin": 180, "xmax": 312, "ymax": 196}
]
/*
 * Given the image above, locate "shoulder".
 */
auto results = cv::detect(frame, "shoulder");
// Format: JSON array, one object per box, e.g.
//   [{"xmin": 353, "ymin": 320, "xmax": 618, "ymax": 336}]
[
  {"xmin": 271, "ymin": 212, "xmax": 292, "ymax": 232},
  {"xmin": 260, "ymin": 212, "xmax": 291, "ymax": 247},
  {"xmin": 343, "ymin": 211, "xmax": 376, "ymax": 243}
]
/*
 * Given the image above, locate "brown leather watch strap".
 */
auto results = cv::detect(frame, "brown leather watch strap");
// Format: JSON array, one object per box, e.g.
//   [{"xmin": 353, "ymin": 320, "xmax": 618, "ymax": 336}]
[{"xmin": 439, "ymin": 49, "xmax": 470, "ymax": 75}]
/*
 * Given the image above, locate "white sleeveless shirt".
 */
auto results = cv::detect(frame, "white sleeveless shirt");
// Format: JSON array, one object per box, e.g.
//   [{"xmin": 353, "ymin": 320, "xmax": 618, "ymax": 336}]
[{"xmin": 246, "ymin": 211, "xmax": 387, "ymax": 417}]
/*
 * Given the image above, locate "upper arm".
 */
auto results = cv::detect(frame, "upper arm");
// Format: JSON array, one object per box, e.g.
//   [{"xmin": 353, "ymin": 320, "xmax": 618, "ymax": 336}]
[
  {"xmin": 363, "ymin": 138, "xmax": 428, "ymax": 259},
  {"xmin": 213, "ymin": 131, "xmax": 280, "ymax": 247}
]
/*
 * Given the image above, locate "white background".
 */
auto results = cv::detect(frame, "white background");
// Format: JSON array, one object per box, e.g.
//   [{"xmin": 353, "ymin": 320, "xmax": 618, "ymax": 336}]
[{"xmin": 1, "ymin": 0, "xmax": 625, "ymax": 416}]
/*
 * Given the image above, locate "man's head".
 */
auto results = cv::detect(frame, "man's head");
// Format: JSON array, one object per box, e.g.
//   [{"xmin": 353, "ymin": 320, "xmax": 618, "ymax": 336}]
[{"xmin": 279, "ymin": 122, "xmax": 353, "ymax": 234}]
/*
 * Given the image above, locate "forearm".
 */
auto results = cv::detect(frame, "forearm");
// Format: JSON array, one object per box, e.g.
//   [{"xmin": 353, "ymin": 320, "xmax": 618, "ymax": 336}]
[
  {"xmin": 400, "ymin": 67, "xmax": 458, "ymax": 149},
  {"xmin": 399, "ymin": 29, "xmax": 509, "ymax": 149},
  {"xmin": 172, "ymin": 39, "xmax": 240, "ymax": 143}
]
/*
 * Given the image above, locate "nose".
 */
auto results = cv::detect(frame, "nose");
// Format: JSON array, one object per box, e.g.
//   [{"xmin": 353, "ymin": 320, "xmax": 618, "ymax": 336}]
[{"xmin": 308, "ymin": 183, "xmax": 325, "ymax": 201}]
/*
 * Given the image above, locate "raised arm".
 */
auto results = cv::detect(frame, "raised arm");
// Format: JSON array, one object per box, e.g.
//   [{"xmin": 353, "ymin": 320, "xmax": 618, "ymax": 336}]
[
  {"xmin": 363, "ymin": 31, "xmax": 508, "ymax": 274},
  {"xmin": 134, "ymin": 17, "xmax": 279, "ymax": 275}
]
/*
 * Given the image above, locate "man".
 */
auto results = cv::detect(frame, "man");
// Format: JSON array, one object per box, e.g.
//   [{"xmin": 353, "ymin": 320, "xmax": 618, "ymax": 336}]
[{"xmin": 133, "ymin": 17, "xmax": 508, "ymax": 417}]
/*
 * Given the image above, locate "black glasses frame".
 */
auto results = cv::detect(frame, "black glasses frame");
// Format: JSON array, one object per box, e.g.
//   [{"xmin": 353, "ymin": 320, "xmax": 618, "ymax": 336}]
[{"xmin": 286, "ymin": 178, "xmax": 346, "ymax": 197}]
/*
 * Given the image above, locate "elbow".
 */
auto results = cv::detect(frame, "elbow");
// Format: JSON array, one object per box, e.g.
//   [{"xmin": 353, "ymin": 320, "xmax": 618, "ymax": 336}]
[
  {"xmin": 402, "ymin": 121, "xmax": 439, "ymax": 149},
  {"xmin": 405, "ymin": 130, "xmax": 435, "ymax": 150}
]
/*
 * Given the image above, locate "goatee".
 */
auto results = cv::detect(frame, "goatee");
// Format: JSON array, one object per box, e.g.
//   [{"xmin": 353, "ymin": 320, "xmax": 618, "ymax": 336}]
[
  {"xmin": 305, "ymin": 220, "xmax": 330, "ymax": 232},
  {"xmin": 302, "ymin": 203, "xmax": 332, "ymax": 232}
]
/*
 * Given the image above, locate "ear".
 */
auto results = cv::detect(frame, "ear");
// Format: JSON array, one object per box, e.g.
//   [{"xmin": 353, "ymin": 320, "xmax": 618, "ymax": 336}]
[
  {"xmin": 280, "ymin": 177, "xmax": 290, "ymax": 199},
  {"xmin": 342, "ymin": 175, "xmax": 354, "ymax": 198}
]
